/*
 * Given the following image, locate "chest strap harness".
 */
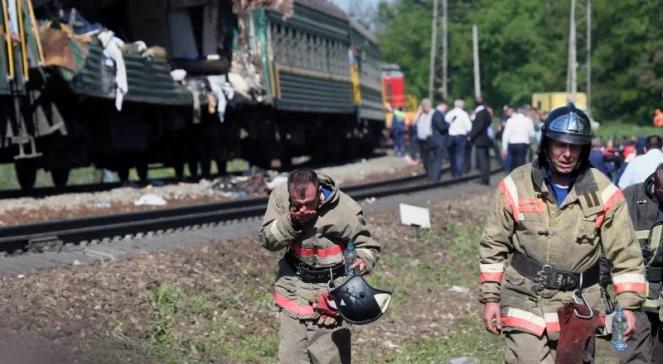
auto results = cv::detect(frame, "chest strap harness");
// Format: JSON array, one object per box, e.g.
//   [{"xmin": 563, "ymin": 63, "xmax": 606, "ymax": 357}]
[
  {"xmin": 512, "ymin": 252, "xmax": 600, "ymax": 292},
  {"xmin": 647, "ymin": 266, "xmax": 663, "ymax": 282},
  {"xmin": 285, "ymin": 253, "xmax": 345, "ymax": 284}
]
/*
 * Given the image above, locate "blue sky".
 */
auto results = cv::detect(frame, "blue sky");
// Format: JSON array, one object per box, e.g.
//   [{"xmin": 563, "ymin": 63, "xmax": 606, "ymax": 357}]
[{"xmin": 329, "ymin": 0, "xmax": 391, "ymax": 12}]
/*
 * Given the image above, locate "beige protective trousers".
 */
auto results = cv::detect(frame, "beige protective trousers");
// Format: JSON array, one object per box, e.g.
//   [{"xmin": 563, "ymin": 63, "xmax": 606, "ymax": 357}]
[
  {"xmin": 505, "ymin": 331, "xmax": 556, "ymax": 364},
  {"xmin": 278, "ymin": 310, "xmax": 351, "ymax": 364}
]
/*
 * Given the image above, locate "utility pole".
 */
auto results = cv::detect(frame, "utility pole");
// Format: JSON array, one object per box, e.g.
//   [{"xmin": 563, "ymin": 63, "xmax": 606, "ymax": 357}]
[
  {"xmin": 472, "ymin": 23, "xmax": 480, "ymax": 100},
  {"xmin": 441, "ymin": 0, "xmax": 448, "ymax": 99},
  {"xmin": 586, "ymin": 0, "xmax": 592, "ymax": 116},
  {"xmin": 428, "ymin": 0, "xmax": 439, "ymax": 101},
  {"xmin": 568, "ymin": 0, "xmax": 592, "ymax": 113},
  {"xmin": 566, "ymin": 0, "xmax": 577, "ymax": 103}
]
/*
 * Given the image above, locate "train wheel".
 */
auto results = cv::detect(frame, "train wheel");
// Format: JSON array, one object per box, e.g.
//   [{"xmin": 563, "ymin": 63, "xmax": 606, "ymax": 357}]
[
  {"xmin": 187, "ymin": 160, "xmax": 199, "ymax": 180},
  {"xmin": 15, "ymin": 161, "xmax": 37, "ymax": 191},
  {"xmin": 215, "ymin": 158, "xmax": 227, "ymax": 176},
  {"xmin": 173, "ymin": 163, "xmax": 185, "ymax": 181},
  {"xmin": 51, "ymin": 168, "xmax": 70, "ymax": 188},
  {"xmin": 136, "ymin": 164, "xmax": 149, "ymax": 183},
  {"xmin": 118, "ymin": 168, "xmax": 130, "ymax": 183}
]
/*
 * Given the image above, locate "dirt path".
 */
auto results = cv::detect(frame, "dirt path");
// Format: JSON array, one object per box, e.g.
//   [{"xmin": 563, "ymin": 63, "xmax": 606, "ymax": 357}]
[{"xmin": 0, "ymin": 186, "xmax": 491, "ymax": 363}]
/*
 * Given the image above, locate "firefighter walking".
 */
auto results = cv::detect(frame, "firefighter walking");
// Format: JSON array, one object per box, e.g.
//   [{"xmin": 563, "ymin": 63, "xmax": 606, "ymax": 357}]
[
  {"xmin": 258, "ymin": 169, "xmax": 381, "ymax": 363},
  {"xmin": 479, "ymin": 103, "xmax": 646, "ymax": 363},
  {"xmin": 620, "ymin": 163, "xmax": 663, "ymax": 363}
]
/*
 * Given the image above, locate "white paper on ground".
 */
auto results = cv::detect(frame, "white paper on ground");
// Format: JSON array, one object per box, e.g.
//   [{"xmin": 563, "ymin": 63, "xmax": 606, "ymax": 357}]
[{"xmin": 399, "ymin": 203, "xmax": 431, "ymax": 228}]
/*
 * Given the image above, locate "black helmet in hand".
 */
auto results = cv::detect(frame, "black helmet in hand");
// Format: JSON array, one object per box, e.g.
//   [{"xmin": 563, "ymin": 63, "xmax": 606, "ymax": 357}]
[{"xmin": 329, "ymin": 275, "xmax": 392, "ymax": 325}]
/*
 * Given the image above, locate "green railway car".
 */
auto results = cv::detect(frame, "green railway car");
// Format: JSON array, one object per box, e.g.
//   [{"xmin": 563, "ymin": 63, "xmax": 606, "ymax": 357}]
[
  {"xmin": 239, "ymin": 0, "xmax": 385, "ymax": 165},
  {"xmin": 0, "ymin": 0, "xmax": 385, "ymax": 190}
]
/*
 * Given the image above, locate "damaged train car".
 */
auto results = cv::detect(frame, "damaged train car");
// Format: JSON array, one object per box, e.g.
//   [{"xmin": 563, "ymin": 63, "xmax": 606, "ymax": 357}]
[{"xmin": 0, "ymin": 0, "xmax": 384, "ymax": 190}]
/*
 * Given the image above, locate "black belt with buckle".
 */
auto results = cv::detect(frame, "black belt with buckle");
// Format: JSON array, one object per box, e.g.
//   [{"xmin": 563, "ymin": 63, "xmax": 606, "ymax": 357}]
[
  {"xmin": 511, "ymin": 252, "xmax": 600, "ymax": 291},
  {"xmin": 285, "ymin": 253, "xmax": 345, "ymax": 284},
  {"xmin": 647, "ymin": 266, "xmax": 663, "ymax": 282}
]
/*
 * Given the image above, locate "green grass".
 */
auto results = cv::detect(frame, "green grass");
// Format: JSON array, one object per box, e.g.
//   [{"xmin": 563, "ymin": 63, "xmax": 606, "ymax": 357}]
[
  {"xmin": 369, "ymin": 316, "xmax": 502, "ymax": 364},
  {"xmin": 363, "ymin": 216, "xmax": 501, "ymax": 363},
  {"xmin": 0, "ymin": 165, "xmax": 98, "ymax": 189},
  {"xmin": 0, "ymin": 158, "xmax": 250, "ymax": 190},
  {"xmin": 138, "ymin": 281, "xmax": 277, "ymax": 364},
  {"xmin": 596, "ymin": 122, "xmax": 660, "ymax": 141}
]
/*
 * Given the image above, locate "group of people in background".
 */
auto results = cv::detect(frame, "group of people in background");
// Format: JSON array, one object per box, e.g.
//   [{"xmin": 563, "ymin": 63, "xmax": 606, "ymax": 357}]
[
  {"xmin": 589, "ymin": 134, "xmax": 663, "ymax": 189},
  {"xmin": 390, "ymin": 98, "xmax": 546, "ymax": 185},
  {"xmin": 389, "ymin": 99, "xmax": 662, "ymax": 192}
]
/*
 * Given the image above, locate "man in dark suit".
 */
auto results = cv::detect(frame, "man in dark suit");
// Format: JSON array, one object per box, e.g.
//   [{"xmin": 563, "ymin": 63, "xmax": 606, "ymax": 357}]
[
  {"xmin": 428, "ymin": 100, "xmax": 449, "ymax": 182},
  {"xmin": 468, "ymin": 98, "xmax": 492, "ymax": 185}
]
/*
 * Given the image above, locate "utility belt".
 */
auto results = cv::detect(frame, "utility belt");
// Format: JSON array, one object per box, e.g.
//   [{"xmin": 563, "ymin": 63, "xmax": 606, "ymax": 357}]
[
  {"xmin": 285, "ymin": 253, "xmax": 345, "ymax": 284},
  {"xmin": 511, "ymin": 252, "xmax": 600, "ymax": 292},
  {"xmin": 646, "ymin": 266, "xmax": 663, "ymax": 282}
]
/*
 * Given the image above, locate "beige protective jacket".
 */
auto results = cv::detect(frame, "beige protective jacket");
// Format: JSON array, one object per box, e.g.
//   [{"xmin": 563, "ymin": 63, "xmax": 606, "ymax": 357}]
[
  {"xmin": 479, "ymin": 163, "xmax": 645, "ymax": 338},
  {"xmin": 259, "ymin": 174, "xmax": 381, "ymax": 319}
]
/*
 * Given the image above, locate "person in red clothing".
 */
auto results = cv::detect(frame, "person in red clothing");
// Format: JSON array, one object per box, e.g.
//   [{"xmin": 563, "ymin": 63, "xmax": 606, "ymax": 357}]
[{"xmin": 653, "ymin": 108, "xmax": 663, "ymax": 128}]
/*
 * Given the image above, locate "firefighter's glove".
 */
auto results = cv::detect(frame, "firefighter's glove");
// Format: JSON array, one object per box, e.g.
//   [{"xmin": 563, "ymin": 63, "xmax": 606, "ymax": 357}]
[{"xmin": 310, "ymin": 292, "xmax": 339, "ymax": 328}]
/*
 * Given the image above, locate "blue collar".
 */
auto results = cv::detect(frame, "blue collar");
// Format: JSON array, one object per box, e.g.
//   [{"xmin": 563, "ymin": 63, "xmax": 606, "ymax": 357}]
[
  {"xmin": 544, "ymin": 170, "xmax": 576, "ymax": 208},
  {"xmin": 321, "ymin": 186, "xmax": 332, "ymax": 201}
]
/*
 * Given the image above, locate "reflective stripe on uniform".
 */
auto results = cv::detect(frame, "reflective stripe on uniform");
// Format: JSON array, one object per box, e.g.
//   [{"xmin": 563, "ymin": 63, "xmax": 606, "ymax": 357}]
[
  {"xmin": 650, "ymin": 225, "xmax": 662, "ymax": 254},
  {"xmin": 480, "ymin": 263, "xmax": 505, "ymax": 282},
  {"xmin": 499, "ymin": 176, "xmax": 523, "ymax": 222},
  {"xmin": 290, "ymin": 244, "xmax": 343, "ymax": 258},
  {"xmin": 595, "ymin": 184, "xmax": 624, "ymax": 228},
  {"xmin": 544, "ymin": 312, "xmax": 560, "ymax": 333},
  {"xmin": 612, "ymin": 273, "xmax": 647, "ymax": 294},
  {"xmin": 635, "ymin": 230, "xmax": 651, "ymax": 240},
  {"xmin": 273, "ymin": 292, "xmax": 314, "ymax": 316},
  {"xmin": 501, "ymin": 307, "xmax": 546, "ymax": 336},
  {"xmin": 643, "ymin": 298, "xmax": 659, "ymax": 310}
]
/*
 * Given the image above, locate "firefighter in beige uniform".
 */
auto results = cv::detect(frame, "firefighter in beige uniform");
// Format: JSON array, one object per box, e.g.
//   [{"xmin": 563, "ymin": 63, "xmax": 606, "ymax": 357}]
[
  {"xmin": 479, "ymin": 103, "xmax": 646, "ymax": 363},
  {"xmin": 259, "ymin": 169, "xmax": 381, "ymax": 364}
]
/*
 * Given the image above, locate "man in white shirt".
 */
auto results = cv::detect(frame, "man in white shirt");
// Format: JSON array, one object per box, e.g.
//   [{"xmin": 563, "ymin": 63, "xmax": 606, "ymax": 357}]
[
  {"xmin": 619, "ymin": 135, "xmax": 663, "ymax": 189},
  {"xmin": 501, "ymin": 106, "xmax": 535, "ymax": 172},
  {"xmin": 415, "ymin": 99, "xmax": 435, "ymax": 175},
  {"xmin": 445, "ymin": 99, "xmax": 472, "ymax": 177}
]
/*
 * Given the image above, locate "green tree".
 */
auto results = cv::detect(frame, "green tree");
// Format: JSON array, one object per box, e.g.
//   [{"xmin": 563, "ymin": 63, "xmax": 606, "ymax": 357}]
[{"xmin": 377, "ymin": 0, "xmax": 662, "ymax": 124}]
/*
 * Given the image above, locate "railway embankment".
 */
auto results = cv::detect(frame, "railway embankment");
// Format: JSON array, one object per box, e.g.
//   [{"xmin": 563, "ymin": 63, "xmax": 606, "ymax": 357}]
[{"xmin": 0, "ymin": 186, "xmax": 500, "ymax": 363}]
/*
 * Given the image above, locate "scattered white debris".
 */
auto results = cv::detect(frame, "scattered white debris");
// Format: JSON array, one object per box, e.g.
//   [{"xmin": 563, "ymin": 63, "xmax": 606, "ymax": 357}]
[
  {"xmin": 364, "ymin": 197, "xmax": 377, "ymax": 204},
  {"xmin": 448, "ymin": 285, "xmax": 471, "ymax": 294},
  {"xmin": 95, "ymin": 201, "xmax": 111, "ymax": 209},
  {"xmin": 399, "ymin": 203, "xmax": 431, "ymax": 228},
  {"xmin": 265, "ymin": 175, "xmax": 287, "ymax": 190},
  {"xmin": 134, "ymin": 194, "xmax": 167, "ymax": 206},
  {"xmin": 448, "ymin": 357, "xmax": 477, "ymax": 364},
  {"xmin": 17, "ymin": 274, "xmax": 24, "ymax": 279},
  {"xmin": 382, "ymin": 340, "xmax": 399, "ymax": 349},
  {"xmin": 72, "ymin": 260, "xmax": 82, "ymax": 266}
]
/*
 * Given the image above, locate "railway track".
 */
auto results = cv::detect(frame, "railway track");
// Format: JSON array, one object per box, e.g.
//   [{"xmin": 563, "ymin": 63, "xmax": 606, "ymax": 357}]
[{"xmin": 0, "ymin": 167, "xmax": 498, "ymax": 255}]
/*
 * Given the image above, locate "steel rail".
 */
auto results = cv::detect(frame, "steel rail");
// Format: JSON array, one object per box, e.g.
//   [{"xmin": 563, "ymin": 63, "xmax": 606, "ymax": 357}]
[{"xmin": 0, "ymin": 167, "xmax": 497, "ymax": 253}]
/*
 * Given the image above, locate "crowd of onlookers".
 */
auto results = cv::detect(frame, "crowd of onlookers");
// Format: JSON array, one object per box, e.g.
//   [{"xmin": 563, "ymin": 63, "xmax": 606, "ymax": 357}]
[
  {"xmin": 388, "ymin": 99, "xmax": 663, "ymax": 188},
  {"xmin": 590, "ymin": 134, "xmax": 663, "ymax": 188}
]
